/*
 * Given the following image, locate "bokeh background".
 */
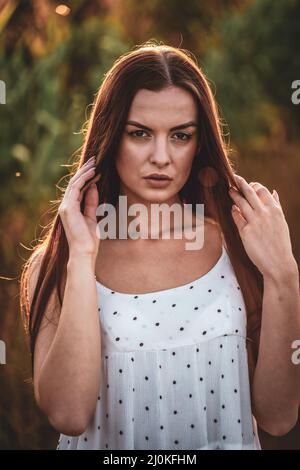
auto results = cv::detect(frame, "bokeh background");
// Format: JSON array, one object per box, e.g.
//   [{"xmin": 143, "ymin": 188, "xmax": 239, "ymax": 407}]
[{"xmin": 0, "ymin": 0, "xmax": 300, "ymax": 450}]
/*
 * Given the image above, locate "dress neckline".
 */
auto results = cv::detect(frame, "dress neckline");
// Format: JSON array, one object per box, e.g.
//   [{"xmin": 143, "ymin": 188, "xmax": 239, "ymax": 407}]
[{"xmin": 95, "ymin": 243, "xmax": 228, "ymax": 297}]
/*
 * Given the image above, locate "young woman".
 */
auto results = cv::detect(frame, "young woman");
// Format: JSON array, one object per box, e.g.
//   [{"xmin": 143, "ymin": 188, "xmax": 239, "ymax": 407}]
[{"xmin": 20, "ymin": 42, "xmax": 300, "ymax": 450}]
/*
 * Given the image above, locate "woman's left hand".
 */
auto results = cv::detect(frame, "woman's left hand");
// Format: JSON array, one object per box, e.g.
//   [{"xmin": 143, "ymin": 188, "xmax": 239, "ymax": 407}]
[{"xmin": 229, "ymin": 174, "xmax": 297, "ymax": 279}]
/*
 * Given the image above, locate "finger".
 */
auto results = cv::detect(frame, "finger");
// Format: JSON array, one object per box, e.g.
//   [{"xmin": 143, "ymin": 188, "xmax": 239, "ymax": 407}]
[
  {"xmin": 79, "ymin": 174, "xmax": 100, "ymax": 203},
  {"xmin": 272, "ymin": 189, "xmax": 281, "ymax": 206},
  {"xmin": 231, "ymin": 203, "xmax": 247, "ymax": 231},
  {"xmin": 83, "ymin": 183, "xmax": 99, "ymax": 221},
  {"xmin": 64, "ymin": 163, "xmax": 96, "ymax": 198},
  {"xmin": 67, "ymin": 167, "xmax": 97, "ymax": 204},
  {"xmin": 70, "ymin": 157, "xmax": 96, "ymax": 184},
  {"xmin": 233, "ymin": 174, "xmax": 263, "ymax": 211},
  {"xmin": 75, "ymin": 156, "xmax": 96, "ymax": 174},
  {"xmin": 229, "ymin": 186, "xmax": 254, "ymax": 222},
  {"xmin": 249, "ymin": 181, "xmax": 276, "ymax": 206},
  {"xmin": 82, "ymin": 173, "xmax": 100, "ymax": 192}
]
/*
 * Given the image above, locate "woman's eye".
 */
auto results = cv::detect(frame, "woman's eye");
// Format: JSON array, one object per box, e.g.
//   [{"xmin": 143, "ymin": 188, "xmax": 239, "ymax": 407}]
[
  {"xmin": 128, "ymin": 130, "xmax": 148, "ymax": 138},
  {"xmin": 127, "ymin": 130, "xmax": 192, "ymax": 141},
  {"xmin": 173, "ymin": 132, "xmax": 192, "ymax": 141}
]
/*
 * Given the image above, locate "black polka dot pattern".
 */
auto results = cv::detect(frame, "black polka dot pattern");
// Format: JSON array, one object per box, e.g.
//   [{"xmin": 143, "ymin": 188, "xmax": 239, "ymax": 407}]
[{"xmin": 56, "ymin": 245, "xmax": 261, "ymax": 450}]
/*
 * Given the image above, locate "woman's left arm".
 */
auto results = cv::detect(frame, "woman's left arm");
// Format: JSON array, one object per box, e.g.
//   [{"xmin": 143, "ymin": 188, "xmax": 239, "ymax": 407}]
[{"xmin": 229, "ymin": 174, "xmax": 300, "ymax": 437}]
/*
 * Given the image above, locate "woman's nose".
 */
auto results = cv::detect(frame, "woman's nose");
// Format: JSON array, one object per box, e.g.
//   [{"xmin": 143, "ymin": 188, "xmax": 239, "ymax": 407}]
[{"xmin": 149, "ymin": 143, "xmax": 171, "ymax": 167}]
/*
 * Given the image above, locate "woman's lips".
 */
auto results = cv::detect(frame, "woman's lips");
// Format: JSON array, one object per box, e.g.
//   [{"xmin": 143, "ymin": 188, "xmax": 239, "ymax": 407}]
[{"xmin": 143, "ymin": 177, "xmax": 172, "ymax": 188}]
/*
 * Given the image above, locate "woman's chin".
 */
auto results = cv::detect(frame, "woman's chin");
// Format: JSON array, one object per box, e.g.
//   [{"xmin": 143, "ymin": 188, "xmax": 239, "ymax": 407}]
[{"xmin": 138, "ymin": 188, "xmax": 180, "ymax": 204}]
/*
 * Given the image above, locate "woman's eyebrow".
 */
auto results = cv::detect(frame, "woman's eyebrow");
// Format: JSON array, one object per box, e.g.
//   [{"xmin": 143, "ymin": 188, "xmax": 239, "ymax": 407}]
[{"xmin": 126, "ymin": 120, "xmax": 198, "ymax": 131}]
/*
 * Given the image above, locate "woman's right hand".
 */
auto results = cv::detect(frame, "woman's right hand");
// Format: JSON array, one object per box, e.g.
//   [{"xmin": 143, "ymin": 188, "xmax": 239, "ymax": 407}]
[{"xmin": 58, "ymin": 156, "xmax": 101, "ymax": 267}]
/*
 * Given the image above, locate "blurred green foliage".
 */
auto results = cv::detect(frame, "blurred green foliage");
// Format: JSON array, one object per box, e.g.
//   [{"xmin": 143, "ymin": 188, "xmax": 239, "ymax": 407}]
[{"xmin": 0, "ymin": 0, "xmax": 299, "ymax": 449}]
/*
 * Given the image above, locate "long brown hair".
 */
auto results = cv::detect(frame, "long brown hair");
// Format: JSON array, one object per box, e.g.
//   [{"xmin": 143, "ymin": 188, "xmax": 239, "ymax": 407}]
[{"xmin": 20, "ymin": 40, "xmax": 263, "ymax": 376}]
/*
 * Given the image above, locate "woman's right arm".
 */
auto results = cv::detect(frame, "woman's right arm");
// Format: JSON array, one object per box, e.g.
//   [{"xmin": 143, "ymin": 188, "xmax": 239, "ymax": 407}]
[{"xmin": 28, "ymin": 156, "xmax": 102, "ymax": 436}]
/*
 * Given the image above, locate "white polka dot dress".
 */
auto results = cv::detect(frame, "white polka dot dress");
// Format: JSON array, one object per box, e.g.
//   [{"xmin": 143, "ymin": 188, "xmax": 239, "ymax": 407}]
[{"xmin": 56, "ymin": 243, "xmax": 262, "ymax": 450}]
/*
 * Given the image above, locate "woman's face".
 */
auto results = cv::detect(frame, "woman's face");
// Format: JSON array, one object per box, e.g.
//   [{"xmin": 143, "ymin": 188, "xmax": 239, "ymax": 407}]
[{"xmin": 115, "ymin": 85, "xmax": 199, "ymax": 208}]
